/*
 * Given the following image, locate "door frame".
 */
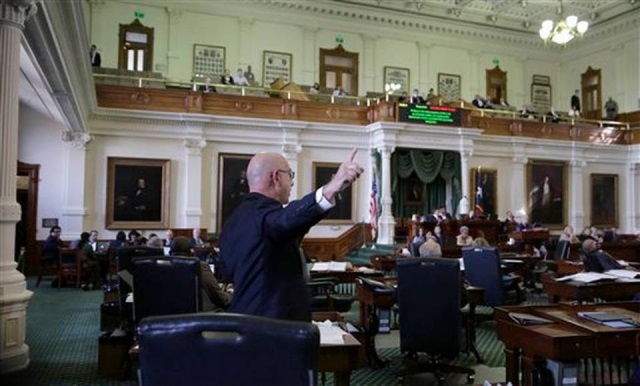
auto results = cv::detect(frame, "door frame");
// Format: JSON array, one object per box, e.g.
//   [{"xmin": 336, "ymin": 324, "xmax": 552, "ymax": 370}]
[{"xmin": 17, "ymin": 161, "xmax": 39, "ymax": 275}]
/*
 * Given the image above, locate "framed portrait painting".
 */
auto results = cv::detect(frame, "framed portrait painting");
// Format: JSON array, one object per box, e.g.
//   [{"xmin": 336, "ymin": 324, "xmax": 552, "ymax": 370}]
[
  {"xmin": 470, "ymin": 168, "xmax": 497, "ymax": 219},
  {"xmin": 313, "ymin": 162, "xmax": 354, "ymax": 224},
  {"xmin": 590, "ymin": 174, "xmax": 618, "ymax": 227},
  {"xmin": 263, "ymin": 50, "xmax": 292, "ymax": 86},
  {"xmin": 526, "ymin": 160, "xmax": 566, "ymax": 228},
  {"xmin": 383, "ymin": 66, "xmax": 410, "ymax": 93},
  {"xmin": 106, "ymin": 157, "xmax": 170, "ymax": 230},
  {"xmin": 437, "ymin": 73, "xmax": 461, "ymax": 102},
  {"xmin": 217, "ymin": 154, "xmax": 251, "ymax": 231}
]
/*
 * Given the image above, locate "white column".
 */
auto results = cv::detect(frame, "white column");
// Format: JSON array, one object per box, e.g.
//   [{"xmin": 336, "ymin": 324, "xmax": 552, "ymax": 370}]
[
  {"xmin": 302, "ymin": 27, "xmax": 317, "ymax": 85},
  {"xmin": 511, "ymin": 156, "xmax": 527, "ymax": 216},
  {"xmin": 622, "ymin": 162, "xmax": 638, "ymax": 233},
  {"xmin": 460, "ymin": 150, "xmax": 470, "ymax": 202},
  {"xmin": 362, "ymin": 34, "xmax": 376, "ymax": 94},
  {"xmin": 0, "ymin": 0, "xmax": 37, "ymax": 374},
  {"xmin": 183, "ymin": 139, "xmax": 206, "ymax": 228},
  {"xmin": 568, "ymin": 160, "xmax": 586, "ymax": 231},
  {"xmin": 60, "ymin": 132, "xmax": 91, "ymax": 239},
  {"xmin": 282, "ymin": 143, "xmax": 302, "ymax": 201},
  {"xmin": 209, "ymin": 146, "xmax": 220, "ymax": 233},
  {"xmin": 468, "ymin": 50, "xmax": 481, "ymax": 97},
  {"xmin": 377, "ymin": 146, "xmax": 395, "ymax": 245}
]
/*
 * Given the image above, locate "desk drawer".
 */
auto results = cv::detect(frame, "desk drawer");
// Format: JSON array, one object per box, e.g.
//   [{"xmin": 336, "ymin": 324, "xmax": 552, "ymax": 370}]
[{"xmin": 596, "ymin": 332, "xmax": 639, "ymax": 355}]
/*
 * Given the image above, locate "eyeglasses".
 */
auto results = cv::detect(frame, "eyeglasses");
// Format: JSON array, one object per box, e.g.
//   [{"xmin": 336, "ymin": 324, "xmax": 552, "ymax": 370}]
[{"xmin": 277, "ymin": 169, "xmax": 295, "ymax": 179}]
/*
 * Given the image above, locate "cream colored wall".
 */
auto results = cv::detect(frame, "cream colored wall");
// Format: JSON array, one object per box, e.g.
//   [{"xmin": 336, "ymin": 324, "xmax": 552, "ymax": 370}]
[{"xmin": 88, "ymin": 1, "xmax": 640, "ymax": 113}]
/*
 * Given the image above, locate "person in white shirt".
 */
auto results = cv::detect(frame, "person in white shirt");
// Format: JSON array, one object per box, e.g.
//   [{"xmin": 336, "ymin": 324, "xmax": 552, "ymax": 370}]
[
  {"xmin": 233, "ymin": 68, "xmax": 249, "ymax": 86},
  {"xmin": 89, "ymin": 230, "xmax": 99, "ymax": 252}
]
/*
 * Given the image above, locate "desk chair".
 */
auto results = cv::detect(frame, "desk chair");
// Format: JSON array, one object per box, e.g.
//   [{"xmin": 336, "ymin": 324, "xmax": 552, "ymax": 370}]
[
  {"xmin": 462, "ymin": 247, "xmax": 523, "ymax": 308},
  {"xmin": 116, "ymin": 246, "xmax": 164, "ymax": 315},
  {"xmin": 397, "ymin": 257, "xmax": 475, "ymax": 384},
  {"xmin": 132, "ymin": 256, "xmax": 202, "ymax": 324},
  {"xmin": 35, "ymin": 244, "xmax": 59, "ymax": 287},
  {"xmin": 308, "ymin": 277, "xmax": 355, "ymax": 313},
  {"xmin": 57, "ymin": 248, "xmax": 81, "ymax": 289},
  {"xmin": 554, "ymin": 240, "xmax": 570, "ymax": 260},
  {"xmin": 137, "ymin": 313, "xmax": 319, "ymax": 386}
]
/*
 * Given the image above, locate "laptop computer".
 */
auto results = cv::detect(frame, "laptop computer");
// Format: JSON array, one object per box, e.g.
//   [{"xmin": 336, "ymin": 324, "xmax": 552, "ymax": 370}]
[{"xmin": 95, "ymin": 241, "xmax": 110, "ymax": 255}]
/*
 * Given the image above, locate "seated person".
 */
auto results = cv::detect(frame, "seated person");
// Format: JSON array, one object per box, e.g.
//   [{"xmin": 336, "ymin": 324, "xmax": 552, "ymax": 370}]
[
  {"xmin": 559, "ymin": 225, "xmax": 579, "ymax": 244},
  {"xmin": 472, "ymin": 94, "xmax": 487, "ymax": 109},
  {"xmin": 397, "ymin": 91, "xmax": 408, "ymax": 102},
  {"xmin": 411, "ymin": 227, "xmax": 426, "ymax": 245},
  {"xmin": 191, "ymin": 228, "xmax": 206, "ymax": 247},
  {"xmin": 109, "ymin": 231, "xmax": 128, "ymax": 248},
  {"xmin": 233, "ymin": 68, "xmax": 249, "ymax": 86},
  {"xmin": 77, "ymin": 231, "xmax": 99, "ymax": 289},
  {"xmin": 198, "ymin": 76, "xmax": 216, "ymax": 93},
  {"xmin": 146, "ymin": 236, "xmax": 163, "ymax": 249},
  {"xmin": 432, "ymin": 225, "xmax": 445, "ymax": 245},
  {"xmin": 581, "ymin": 238, "xmax": 630, "ymax": 273},
  {"xmin": 426, "ymin": 88, "xmax": 436, "ymax": 100},
  {"xmin": 171, "ymin": 236, "xmax": 231, "ymax": 312},
  {"xmin": 309, "ymin": 82, "xmax": 321, "ymax": 95},
  {"xmin": 419, "ymin": 236, "xmax": 442, "ymax": 258},
  {"xmin": 163, "ymin": 229, "xmax": 174, "ymax": 247},
  {"xmin": 43, "ymin": 226, "xmax": 64, "ymax": 264},
  {"xmin": 410, "ymin": 89, "xmax": 425, "ymax": 104},
  {"xmin": 220, "ymin": 69, "xmax": 234, "ymax": 85},
  {"xmin": 456, "ymin": 226, "xmax": 474, "ymax": 246},
  {"xmin": 546, "ymin": 107, "xmax": 560, "ymax": 123},
  {"xmin": 332, "ymin": 86, "xmax": 347, "ymax": 97}
]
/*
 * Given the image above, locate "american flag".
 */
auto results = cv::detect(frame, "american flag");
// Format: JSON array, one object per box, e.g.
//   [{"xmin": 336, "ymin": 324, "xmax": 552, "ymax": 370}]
[
  {"xmin": 369, "ymin": 173, "xmax": 379, "ymax": 230},
  {"xmin": 475, "ymin": 172, "xmax": 485, "ymax": 215}
]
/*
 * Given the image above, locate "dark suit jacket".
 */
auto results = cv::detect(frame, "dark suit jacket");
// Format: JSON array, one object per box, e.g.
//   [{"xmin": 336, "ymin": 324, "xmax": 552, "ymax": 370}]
[
  {"xmin": 219, "ymin": 192, "xmax": 326, "ymax": 321},
  {"xmin": 91, "ymin": 52, "xmax": 101, "ymax": 67},
  {"xmin": 571, "ymin": 94, "xmax": 580, "ymax": 111},
  {"xmin": 586, "ymin": 250, "xmax": 624, "ymax": 272}
]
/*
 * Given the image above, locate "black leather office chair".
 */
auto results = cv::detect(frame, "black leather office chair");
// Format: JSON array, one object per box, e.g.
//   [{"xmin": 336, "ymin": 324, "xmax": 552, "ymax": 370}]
[
  {"xmin": 409, "ymin": 242, "xmax": 421, "ymax": 258},
  {"xmin": 554, "ymin": 240, "xmax": 570, "ymax": 260},
  {"xmin": 462, "ymin": 247, "xmax": 523, "ymax": 307},
  {"xmin": 137, "ymin": 313, "xmax": 320, "ymax": 386},
  {"xmin": 308, "ymin": 277, "xmax": 355, "ymax": 313},
  {"xmin": 397, "ymin": 257, "xmax": 475, "ymax": 384},
  {"xmin": 116, "ymin": 246, "xmax": 164, "ymax": 315},
  {"xmin": 132, "ymin": 256, "xmax": 202, "ymax": 324}
]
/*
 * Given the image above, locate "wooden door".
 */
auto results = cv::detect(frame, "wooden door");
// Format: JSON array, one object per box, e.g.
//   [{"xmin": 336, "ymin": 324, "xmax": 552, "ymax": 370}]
[
  {"xmin": 118, "ymin": 19, "xmax": 154, "ymax": 72},
  {"xmin": 319, "ymin": 45, "xmax": 359, "ymax": 95},
  {"xmin": 17, "ymin": 161, "xmax": 39, "ymax": 275},
  {"xmin": 486, "ymin": 66, "xmax": 507, "ymax": 104},
  {"xmin": 581, "ymin": 66, "xmax": 602, "ymax": 120}
]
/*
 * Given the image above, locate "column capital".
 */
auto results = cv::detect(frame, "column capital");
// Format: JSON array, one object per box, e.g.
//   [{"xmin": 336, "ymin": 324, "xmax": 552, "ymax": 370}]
[
  {"xmin": 0, "ymin": 0, "xmax": 38, "ymax": 29},
  {"xmin": 569, "ymin": 159, "xmax": 587, "ymax": 168},
  {"xmin": 184, "ymin": 138, "xmax": 206, "ymax": 155},
  {"xmin": 512, "ymin": 156, "xmax": 527, "ymax": 165},
  {"xmin": 62, "ymin": 131, "xmax": 91, "ymax": 149},
  {"xmin": 377, "ymin": 146, "xmax": 395, "ymax": 155},
  {"xmin": 461, "ymin": 150, "xmax": 472, "ymax": 160},
  {"xmin": 281, "ymin": 143, "xmax": 302, "ymax": 159}
]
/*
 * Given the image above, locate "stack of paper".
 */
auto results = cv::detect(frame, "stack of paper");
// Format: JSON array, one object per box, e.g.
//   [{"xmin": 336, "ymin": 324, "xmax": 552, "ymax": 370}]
[
  {"xmin": 311, "ymin": 261, "xmax": 347, "ymax": 272},
  {"xmin": 555, "ymin": 272, "xmax": 616, "ymax": 283},
  {"xmin": 604, "ymin": 269, "xmax": 640, "ymax": 280},
  {"xmin": 313, "ymin": 320, "xmax": 347, "ymax": 345}
]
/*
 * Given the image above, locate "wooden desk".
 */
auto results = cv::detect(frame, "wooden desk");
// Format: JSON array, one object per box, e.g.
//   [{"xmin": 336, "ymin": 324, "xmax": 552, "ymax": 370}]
[
  {"xmin": 311, "ymin": 269, "xmax": 384, "ymax": 284},
  {"xmin": 542, "ymin": 274, "xmax": 640, "ymax": 303},
  {"xmin": 495, "ymin": 302, "xmax": 640, "ymax": 386},
  {"xmin": 317, "ymin": 334, "xmax": 361, "ymax": 386},
  {"xmin": 313, "ymin": 311, "xmax": 361, "ymax": 386}
]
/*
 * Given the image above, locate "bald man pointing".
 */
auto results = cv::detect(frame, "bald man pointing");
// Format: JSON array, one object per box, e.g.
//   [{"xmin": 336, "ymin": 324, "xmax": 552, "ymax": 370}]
[{"xmin": 219, "ymin": 149, "xmax": 363, "ymax": 321}]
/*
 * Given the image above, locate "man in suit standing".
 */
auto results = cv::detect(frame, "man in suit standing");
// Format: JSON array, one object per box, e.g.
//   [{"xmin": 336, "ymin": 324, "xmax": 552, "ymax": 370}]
[
  {"xmin": 219, "ymin": 149, "xmax": 363, "ymax": 321},
  {"xmin": 571, "ymin": 89, "xmax": 581, "ymax": 116},
  {"xmin": 89, "ymin": 44, "xmax": 101, "ymax": 67}
]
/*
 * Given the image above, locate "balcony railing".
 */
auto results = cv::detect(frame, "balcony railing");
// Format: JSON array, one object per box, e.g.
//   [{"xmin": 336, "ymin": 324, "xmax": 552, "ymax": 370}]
[{"xmin": 93, "ymin": 72, "xmax": 638, "ymax": 145}]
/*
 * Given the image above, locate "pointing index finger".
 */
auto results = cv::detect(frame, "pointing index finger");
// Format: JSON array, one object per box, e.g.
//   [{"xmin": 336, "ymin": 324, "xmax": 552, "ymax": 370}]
[{"xmin": 348, "ymin": 148, "xmax": 358, "ymax": 162}]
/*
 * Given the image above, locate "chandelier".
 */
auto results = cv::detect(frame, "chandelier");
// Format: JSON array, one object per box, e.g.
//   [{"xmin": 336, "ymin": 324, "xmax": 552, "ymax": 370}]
[{"xmin": 539, "ymin": 15, "xmax": 589, "ymax": 45}]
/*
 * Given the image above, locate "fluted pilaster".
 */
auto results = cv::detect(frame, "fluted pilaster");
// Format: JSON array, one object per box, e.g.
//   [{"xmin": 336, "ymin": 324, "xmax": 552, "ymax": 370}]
[{"xmin": 0, "ymin": 0, "xmax": 37, "ymax": 374}]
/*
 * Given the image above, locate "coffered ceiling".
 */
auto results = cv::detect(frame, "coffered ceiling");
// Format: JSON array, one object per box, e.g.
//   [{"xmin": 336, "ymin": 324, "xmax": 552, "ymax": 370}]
[{"xmin": 332, "ymin": 0, "xmax": 639, "ymax": 34}]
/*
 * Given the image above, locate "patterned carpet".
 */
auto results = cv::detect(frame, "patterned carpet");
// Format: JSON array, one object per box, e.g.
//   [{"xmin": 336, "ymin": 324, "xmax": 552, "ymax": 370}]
[{"xmin": 0, "ymin": 276, "xmax": 531, "ymax": 386}]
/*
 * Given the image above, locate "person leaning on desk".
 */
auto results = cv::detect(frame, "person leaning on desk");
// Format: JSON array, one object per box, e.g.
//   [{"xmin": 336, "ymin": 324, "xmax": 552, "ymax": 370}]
[{"xmin": 581, "ymin": 238, "xmax": 635, "ymax": 273}]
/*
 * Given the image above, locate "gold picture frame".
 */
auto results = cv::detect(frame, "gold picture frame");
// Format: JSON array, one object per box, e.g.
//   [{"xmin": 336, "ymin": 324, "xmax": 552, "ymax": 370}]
[
  {"xmin": 312, "ymin": 162, "xmax": 354, "ymax": 224},
  {"xmin": 526, "ymin": 160, "xmax": 566, "ymax": 228},
  {"xmin": 383, "ymin": 66, "xmax": 410, "ymax": 93},
  {"xmin": 106, "ymin": 157, "xmax": 170, "ymax": 230},
  {"xmin": 590, "ymin": 174, "xmax": 618, "ymax": 228},
  {"xmin": 470, "ymin": 168, "xmax": 497, "ymax": 219},
  {"xmin": 437, "ymin": 73, "xmax": 461, "ymax": 102}
]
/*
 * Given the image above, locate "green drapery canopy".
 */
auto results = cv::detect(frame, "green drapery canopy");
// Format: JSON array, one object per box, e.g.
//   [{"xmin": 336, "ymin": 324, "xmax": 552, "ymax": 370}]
[{"xmin": 391, "ymin": 149, "xmax": 461, "ymax": 218}]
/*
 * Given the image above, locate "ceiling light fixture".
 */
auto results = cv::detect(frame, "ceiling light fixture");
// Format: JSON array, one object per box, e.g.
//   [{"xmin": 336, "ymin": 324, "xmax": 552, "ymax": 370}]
[{"xmin": 539, "ymin": 14, "xmax": 588, "ymax": 45}]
